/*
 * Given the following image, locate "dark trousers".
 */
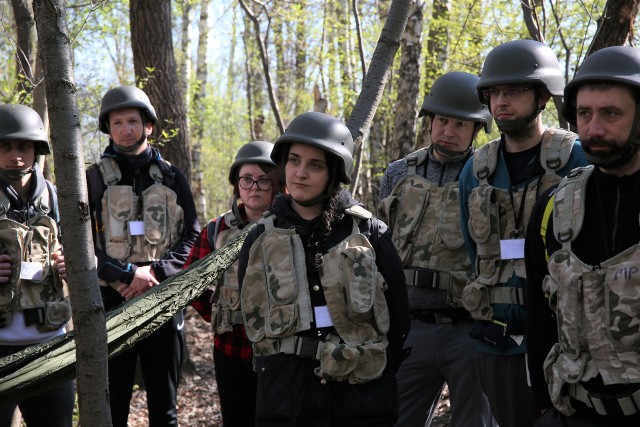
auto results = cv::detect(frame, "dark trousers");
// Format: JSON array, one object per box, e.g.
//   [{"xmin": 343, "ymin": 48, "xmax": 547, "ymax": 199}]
[
  {"xmin": 534, "ymin": 407, "xmax": 640, "ymax": 427},
  {"xmin": 0, "ymin": 345, "xmax": 74, "ymax": 427},
  {"xmin": 108, "ymin": 312, "xmax": 184, "ymax": 427},
  {"xmin": 214, "ymin": 346, "xmax": 257, "ymax": 427}
]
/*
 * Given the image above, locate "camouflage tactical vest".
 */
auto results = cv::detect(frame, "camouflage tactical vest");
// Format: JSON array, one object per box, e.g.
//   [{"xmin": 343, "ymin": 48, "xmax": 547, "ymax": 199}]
[
  {"xmin": 463, "ymin": 128, "xmax": 577, "ymax": 320},
  {"xmin": 378, "ymin": 148, "xmax": 471, "ymax": 308},
  {"xmin": 209, "ymin": 210, "xmax": 244, "ymax": 335},
  {"xmin": 543, "ymin": 165, "xmax": 640, "ymax": 415},
  {"xmin": 241, "ymin": 206, "xmax": 390, "ymax": 384},
  {"xmin": 96, "ymin": 158, "xmax": 185, "ymax": 283},
  {"xmin": 0, "ymin": 186, "xmax": 71, "ymax": 332}
]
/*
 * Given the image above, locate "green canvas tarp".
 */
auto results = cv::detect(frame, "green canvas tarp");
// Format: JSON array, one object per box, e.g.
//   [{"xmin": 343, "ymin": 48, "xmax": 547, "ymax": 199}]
[{"xmin": 0, "ymin": 224, "xmax": 253, "ymax": 402}]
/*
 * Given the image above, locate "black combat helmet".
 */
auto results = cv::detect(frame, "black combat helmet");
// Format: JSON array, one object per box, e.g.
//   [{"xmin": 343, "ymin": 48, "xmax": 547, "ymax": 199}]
[
  {"xmin": 272, "ymin": 112, "xmax": 354, "ymax": 184},
  {"xmin": 420, "ymin": 71, "xmax": 493, "ymax": 133},
  {"xmin": 228, "ymin": 140, "xmax": 276, "ymax": 185},
  {"xmin": 0, "ymin": 104, "xmax": 50, "ymax": 155},
  {"xmin": 98, "ymin": 85, "xmax": 158, "ymax": 134}
]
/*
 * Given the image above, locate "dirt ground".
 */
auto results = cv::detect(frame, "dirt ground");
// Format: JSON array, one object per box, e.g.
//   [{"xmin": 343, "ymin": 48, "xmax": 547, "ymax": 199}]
[{"xmin": 127, "ymin": 306, "xmax": 452, "ymax": 427}]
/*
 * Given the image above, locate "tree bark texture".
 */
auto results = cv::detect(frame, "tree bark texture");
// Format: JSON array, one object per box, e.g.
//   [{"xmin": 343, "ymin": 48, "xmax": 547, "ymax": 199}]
[
  {"xmin": 32, "ymin": 0, "xmax": 111, "ymax": 425},
  {"xmin": 130, "ymin": 0, "xmax": 192, "ymax": 180},
  {"xmin": 392, "ymin": 1, "xmax": 423, "ymax": 161},
  {"xmin": 348, "ymin": 0, "xmax": 414, "ymax": 191},
  {"xmin": 587, "ymin": 0, "xmax": 639, "ymax": 55}
]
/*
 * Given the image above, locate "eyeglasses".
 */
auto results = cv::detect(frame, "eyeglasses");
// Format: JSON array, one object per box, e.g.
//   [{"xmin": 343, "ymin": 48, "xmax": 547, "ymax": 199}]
[
  {"xmin": 482, "ymin": 86, "xmax": 533, "ymax": 101},
  {"xmin": 238, "ymin": 176, "xmax": 272, "ymax": 191}
]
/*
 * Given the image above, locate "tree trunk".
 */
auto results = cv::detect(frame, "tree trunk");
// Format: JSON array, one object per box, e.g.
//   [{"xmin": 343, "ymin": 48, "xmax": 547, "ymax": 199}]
[
  {"xmin": 587, "ymin": 0, "xmax": 639, "ymax": 55},
  {"xmin": 391, "ymin": 1, "xmax": 423, "ymax": 161},
  {"xmin": 417, "ymin": 0, "xmax": 450, "ymax": 150},
  {"xmin": 32, "ymin": 1, "xmax": 111, "ymax": 426},
  {"xmin": 130, "ymin": 0, "xmax": 192, "ymax": 180},
  {"xmin": 348, "ymin": 0, "xmax": 414, "ymax": 190}
]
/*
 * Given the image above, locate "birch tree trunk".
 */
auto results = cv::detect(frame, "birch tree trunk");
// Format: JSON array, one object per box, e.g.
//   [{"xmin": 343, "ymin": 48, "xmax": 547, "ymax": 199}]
[{"xmin": 33, "ymin": 1, "xmax": 111, "ymax": 425}]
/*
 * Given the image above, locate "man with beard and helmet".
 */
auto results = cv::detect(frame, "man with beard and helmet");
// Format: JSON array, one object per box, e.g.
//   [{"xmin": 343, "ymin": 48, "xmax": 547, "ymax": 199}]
[
  {"xmin": 0, "ymin": 105, "xmax": 73, "ymax": 426},
  {"xmin": 86, "ymin": 86, "xmax": 200, "ymax": 426},
  {"xmin": 236, "ymin": 112, "xmax": 410, "ymax": 426},
  {"xmin": 525, "ymin": 46, "xmax": 640, "ymax": 427},
  {"xmin": 378, "ymin": 71, "xmax": 495, "ymax": 427},
  {"xmin": 457, "ymin": 40, "xmax": 588, "ymax": 427}
]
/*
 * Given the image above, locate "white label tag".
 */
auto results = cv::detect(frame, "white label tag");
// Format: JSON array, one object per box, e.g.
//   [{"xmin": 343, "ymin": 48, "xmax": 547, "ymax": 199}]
[
  {"xmin": 20, "ymin": 262, "xmax": 43, "ymax": 281},
  {"xmin": 500, "ymin": 238, "xmax": 525, "ymax": 260},
  {"xmin": 314, "ymin": 305, "xmax": 334, "ymax": 328},
  {"xmin": 511, "ymin": 335, "xmax": 524, "ymax": 346},
  {"xmin": 128, "ymin": 221, "xmax": 145, "ymax": 236}
]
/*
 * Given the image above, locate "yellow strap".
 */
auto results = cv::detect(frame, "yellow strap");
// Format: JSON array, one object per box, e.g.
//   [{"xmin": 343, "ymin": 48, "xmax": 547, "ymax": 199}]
[{"xmin": 540, "ymin": 193, "xmax": 556, "ymax": 263}]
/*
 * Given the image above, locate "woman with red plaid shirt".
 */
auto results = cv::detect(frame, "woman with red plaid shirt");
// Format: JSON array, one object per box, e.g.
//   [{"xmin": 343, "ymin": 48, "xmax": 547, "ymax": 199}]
[{"xmin": 183, "ymin": 140, "xmax": 280, "ymax": 427}]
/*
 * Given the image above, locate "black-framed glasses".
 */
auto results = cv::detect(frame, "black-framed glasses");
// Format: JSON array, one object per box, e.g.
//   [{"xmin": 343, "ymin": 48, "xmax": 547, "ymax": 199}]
[
  {"xmin": 238, "ymin": 176, "xmax": 272, "ymax": 191},
  {"xmin": 482, "ymin": 86, "xmax": 533, "ymax": 101}
]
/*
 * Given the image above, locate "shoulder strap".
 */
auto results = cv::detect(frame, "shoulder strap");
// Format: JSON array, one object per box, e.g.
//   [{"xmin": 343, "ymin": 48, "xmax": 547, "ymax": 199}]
[
  {"xmin": 540, "ymin": 191, "xmax": 556, "ymax": 263},
  {"xmin": 473, "ymin": 138, "xmax": 500, "ymax": 185},
  {"xmin": 405, "ymin": 148, "xmax": 429, "ymax": 176},
  {"xmin": 206, "ymin": 214, "xmax": 225, "ymax": 250},
  {"xmin": 552, "ymin": 165, "xmax": 593, "ymax": 248},
  {"xmin": 540, "ymin": 128, "xmax": 578, "ymax": 173},
  {"xmin": 97, "ymin": 157, "xmax": 121, "ymax": 186},
  {"xmin": 344, "ymin": 205, "xmax": 373, "ymax": 220}
]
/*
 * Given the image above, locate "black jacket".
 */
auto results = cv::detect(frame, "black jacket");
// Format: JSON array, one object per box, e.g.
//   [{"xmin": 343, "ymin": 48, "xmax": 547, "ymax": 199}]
[{"xmin": 87, "ymin": 145, "xmax": 200, "ymax": 305}]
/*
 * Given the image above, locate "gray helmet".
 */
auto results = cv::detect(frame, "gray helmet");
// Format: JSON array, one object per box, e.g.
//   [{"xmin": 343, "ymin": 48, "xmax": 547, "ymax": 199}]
[
  {"xmin": 563, "ymin": 46, "xmax": 640, "ymax": 126},
  {"xmin": 99, "ymin": 85, "xmax": 158, "ymax": 134},
  {"xmin": 477, "ymin": 39, "xmax": 564, "ymax": 104},
  {"xmin": 0, "ymin": 104, "xmax": 50, "ymax": 155},
  {"xmin": 420, "ymin": 71, "xmax": 493, "ymax": 132},
  {"xmin": 273, "ymin": 112, "xmax": 354, "ymax": 184},
  {"xmin": 228, "ymin": 140, "xmax": 276, "ymax": 184}
]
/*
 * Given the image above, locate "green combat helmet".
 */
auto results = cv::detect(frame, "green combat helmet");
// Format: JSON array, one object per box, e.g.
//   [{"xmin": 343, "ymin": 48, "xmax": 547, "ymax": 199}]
[
  {"xmin": 228, "ymin": 140, "xmax": 276, "ymax": 185},
  {"xmin": 0, "ymin": 104, "xmax": 50, "ymax": 155}
]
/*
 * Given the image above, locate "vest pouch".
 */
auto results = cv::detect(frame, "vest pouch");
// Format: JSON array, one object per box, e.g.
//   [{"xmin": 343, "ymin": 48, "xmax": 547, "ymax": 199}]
[
  {"xmin": 447, "ymin": 271, "xmax": 471, "ymax": 309},
  {"xmin": 142, "ymin": 184, "xmax": 170, "ymax": 245},
  {"xmin": 350, "ymin": 341, "xmax": 387, "ymax": 384},
  {"xmin": 39, "ymin": 300, "xmax": 71, "ymax": 332},
  {"xmin": 543, "ymin": 343, "xmax": 575, "ymax": 416},
  {"xmin": 0, "ymin": 223, "xmax": 24, "ymax": 309},
  {"xmin": 436, "ymin": 189, "xmax": 465, "ymax": 250},
  {"xmin": 462, "ymin": 281, "xmax": 493, "ymax": 320},
  {"xmin": 104, "ymin": 186, "xmax": 135, "ymax": 260},
  {"xmin": 468, "ymin": 186, "xmax": 501, "ymax": 258},
  {"xmin": 476, "ymin": 258, "xmax": 502, "ymax": 285},
  {"xmin": 25, "ymin": 217, "xmax": 57, "ymax": 284},
  {"xmin": 314, "ymin": 340, "xmax": 359, "ymax": 382},
  {"xmin": 340, "ymin": 245, "xmax": 377, "ymax": 320},
  {"xmin": 372, "ymin": 272, "xmax": 391, "ymax": 335},
  {"xmin": 378, "ymin": 177, "xmax": 430, "ymax": 264},
  {"xmin": 241, "ymin": 263, "xmax": 269, "ymax": 342},
  {"xmin": 604, "ymin": 260, "xmax": 640, "ymax": 352},
  {"xmin": 211, "ymin": 305, "xmax": 234, "ymax": 335}
]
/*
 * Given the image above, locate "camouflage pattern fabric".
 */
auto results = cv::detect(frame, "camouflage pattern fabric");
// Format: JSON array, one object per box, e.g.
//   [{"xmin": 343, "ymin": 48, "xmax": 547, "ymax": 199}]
[
  {"xmin": 210, "ymin": 210, "xmax": 243, "ymax": 335},
  {"xmin": 378, "ymin": 171, "xmax": 471, "ymax": 308},
  {"xmin": 242, "ymin": 214, "xmax": 390, "ymax": 384},
  {"xmin": 462, "ymin": 130, "xmax": 576, "ymax": 320},
  {"xmin": 0, "ymin": 214, "xmax": 70, "ymax": 332},
  {"xmin": 543, "ymin": 165, "xmax": 640, "ymax": 416},
  {"xmin": 98, "ymin": 181, "xmax": 184, "ymax": 286},
  {"xmin": 0, "ymin": 223, "xmax": 254, "ymax": 402}
]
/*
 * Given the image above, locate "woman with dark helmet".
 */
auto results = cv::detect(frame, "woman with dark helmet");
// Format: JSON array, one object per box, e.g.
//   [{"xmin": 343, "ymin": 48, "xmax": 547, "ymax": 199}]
[
  {"xmin": 183, "ymin": 140, "xmax": 280, "ymax": 426},
  {"xmin": 237, "ymin": 112, "xmax": 410, "ymax": 426}
]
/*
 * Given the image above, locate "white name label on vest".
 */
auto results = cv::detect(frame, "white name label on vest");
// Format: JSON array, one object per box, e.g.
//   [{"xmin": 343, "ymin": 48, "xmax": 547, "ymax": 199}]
[
  {"xmin": 499, "ymin": 239, "xmax": 525, "ymax": 260},
  {"xmin": 20, "ymin": 262, "xmax": 43, "ymax": 281},
  {"xmin": 129, "ymin": 221, "xmax": 145, "ymax": 236},
  {"xmin": 314, "ymin": 305, "xmax": 334, "ymax": 328}
]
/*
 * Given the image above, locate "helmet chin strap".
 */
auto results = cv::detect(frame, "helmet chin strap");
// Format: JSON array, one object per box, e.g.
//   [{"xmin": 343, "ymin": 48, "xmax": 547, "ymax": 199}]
[
  {"xmin": 112, "ymin": 131, "xmax": 148, "ymax": 154},
  {"xmin": 432, "ymin": 143, "xmax": 472, "ymax": 162},
  {"xmin": 290, "ymin": 174, "xmax": 337, "ymax": 208},
  {"xmin": 0, "ymin": 165, "xmax": 34, "ymax": 180},
  {"xmin": 495, "ymin": 105, "xmax": 543, "ymax": 133},
  {"xmin": 586, "ymin": 103, "xmax": 640, "ymax": 169}
]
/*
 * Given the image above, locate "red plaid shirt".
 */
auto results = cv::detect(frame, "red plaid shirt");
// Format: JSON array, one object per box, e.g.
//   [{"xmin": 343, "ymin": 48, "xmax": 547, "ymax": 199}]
[{"xmin": 183, "ymin": 214, "xmax": 253, "ymax": 361}]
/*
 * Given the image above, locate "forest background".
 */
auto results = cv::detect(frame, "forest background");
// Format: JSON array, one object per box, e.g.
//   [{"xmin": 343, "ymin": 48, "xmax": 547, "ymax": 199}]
[
  {"xmin": 0, "ymin": 0, "xmax": 639, "ymax": 424},
  {"xmin": 3, "ymin": 0, "xmax": 638, "ymax": 220}
]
